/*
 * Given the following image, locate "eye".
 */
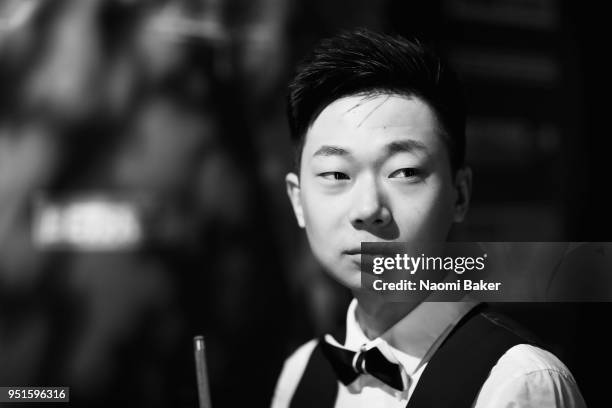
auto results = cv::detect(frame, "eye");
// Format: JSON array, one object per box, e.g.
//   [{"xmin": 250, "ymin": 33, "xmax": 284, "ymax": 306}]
[
  {"xmin": 319, "ymin": 172, "xmax": 350, "ymax": 180},
  {"xmin": 389, "ymin": 168, "xmax": 419, "ymax": 178}
]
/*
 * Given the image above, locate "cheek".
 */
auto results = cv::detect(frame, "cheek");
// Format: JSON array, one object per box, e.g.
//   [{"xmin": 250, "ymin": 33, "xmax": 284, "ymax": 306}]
[
  {"xmin": 300, "ymin": 185, "xmax": 333, "ymax": 234},
  {"xmin": 393, "ymin": 182, "xmax": 455, "ymax": 239},
  {"xmin": 300, "ymin": 192, "xmax": 338, "ymax": 264}
]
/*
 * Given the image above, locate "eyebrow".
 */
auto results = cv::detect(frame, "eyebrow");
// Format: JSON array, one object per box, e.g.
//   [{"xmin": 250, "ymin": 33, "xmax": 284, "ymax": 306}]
[
  {"xmin": 385, "ymin": 140, "xmax": 428, "ymax": 156},
  {"xmin": 312, "ymin": 145, "xmax": 351, "ymax": 157}
]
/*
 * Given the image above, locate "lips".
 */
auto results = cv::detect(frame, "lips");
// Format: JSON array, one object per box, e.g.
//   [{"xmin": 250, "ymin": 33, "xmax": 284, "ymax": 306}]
[{"xmin": 343, "ymin": 248, "xmax": 384, "ymax": 257}]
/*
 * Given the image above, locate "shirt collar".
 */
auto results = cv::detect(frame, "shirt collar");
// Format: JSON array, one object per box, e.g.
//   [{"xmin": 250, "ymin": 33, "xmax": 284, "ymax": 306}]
[{"xmin": 342, "ymin": 296, "xmax": 479, "ymax": 377}]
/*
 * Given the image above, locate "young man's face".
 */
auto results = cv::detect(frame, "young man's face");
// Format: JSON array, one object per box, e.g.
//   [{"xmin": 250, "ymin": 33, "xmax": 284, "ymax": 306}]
[{"xmin": 286, "ymin": 94, "xmax": 470, "ymax": 290}]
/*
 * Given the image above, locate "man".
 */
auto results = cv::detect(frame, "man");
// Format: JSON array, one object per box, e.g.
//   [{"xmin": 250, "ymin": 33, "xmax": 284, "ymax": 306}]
[{"xmin": 272, "ymin": 29, "xmax": 586, "ymax": 407}]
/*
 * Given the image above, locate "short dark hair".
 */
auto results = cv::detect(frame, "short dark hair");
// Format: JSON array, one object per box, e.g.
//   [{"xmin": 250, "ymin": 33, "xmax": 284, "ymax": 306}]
[{"xmin": 287, "ymin": 29, "xmax": 466, "ymax": 173}]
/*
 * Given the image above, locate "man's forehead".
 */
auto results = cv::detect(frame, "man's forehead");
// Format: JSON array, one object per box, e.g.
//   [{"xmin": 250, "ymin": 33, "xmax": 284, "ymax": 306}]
[
  {"xmin": 303, "ymin": 94, "xmax": 441, "ymax": 156},
  {"xmin": 310, "ymin": 93, "xmax": 436, "ymax": 132}
]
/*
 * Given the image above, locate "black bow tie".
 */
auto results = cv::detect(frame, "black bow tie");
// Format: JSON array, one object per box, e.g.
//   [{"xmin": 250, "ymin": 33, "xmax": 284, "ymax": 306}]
[{"xmin": 320, "ymin": 337, "xmax": 405, "ymax": 391}]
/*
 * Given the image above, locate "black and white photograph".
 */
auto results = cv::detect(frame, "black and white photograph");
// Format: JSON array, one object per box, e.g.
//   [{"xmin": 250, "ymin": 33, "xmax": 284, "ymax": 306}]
[{"xmin": 0, "ymin": 0, "xmax": 610, "ymax": 407}]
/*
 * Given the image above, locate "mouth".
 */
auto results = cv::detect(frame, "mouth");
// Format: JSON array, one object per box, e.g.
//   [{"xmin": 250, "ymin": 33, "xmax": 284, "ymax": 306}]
[{"xmin": 343, "ymin": 247, "xmax": 387, "ymax": 256}]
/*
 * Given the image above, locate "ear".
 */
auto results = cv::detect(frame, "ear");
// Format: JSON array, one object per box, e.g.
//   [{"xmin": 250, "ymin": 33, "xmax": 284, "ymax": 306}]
[
  {"xmin": 453, "ymin": 166, "xmax": 472, "ymax": 223},
  {"xmin": 285, "ymin": 172, "xmax": 305, "ymax": 228}
]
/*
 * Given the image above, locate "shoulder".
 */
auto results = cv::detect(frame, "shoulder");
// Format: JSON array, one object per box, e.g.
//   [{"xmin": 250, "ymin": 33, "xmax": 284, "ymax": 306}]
[
  {"xmin": 492, "ymin": 344, "xmax": 575, "ymax": 380},
  {"xmin": 271, "ymin": 339, "xmax": 319, "ymax": 408},
  {"xmin": 474, "ymin": 344, "xmax": 586, "ymax": 408}
]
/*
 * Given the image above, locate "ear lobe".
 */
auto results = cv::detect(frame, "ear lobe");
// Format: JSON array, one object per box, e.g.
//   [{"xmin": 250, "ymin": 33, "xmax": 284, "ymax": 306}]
[
  {"xmin": 453, "ymin": 167, "xmax": 472, "ymax": 223},
  {"xmin": 285, "ymin": 173, "xmax": 305, "ymax": 228}
]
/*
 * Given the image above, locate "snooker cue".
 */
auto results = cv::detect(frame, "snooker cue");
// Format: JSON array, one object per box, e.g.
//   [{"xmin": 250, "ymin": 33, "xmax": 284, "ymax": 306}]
[{"xmin": 193, "ymin": 335, "xmax": 212, "ymax": 408}]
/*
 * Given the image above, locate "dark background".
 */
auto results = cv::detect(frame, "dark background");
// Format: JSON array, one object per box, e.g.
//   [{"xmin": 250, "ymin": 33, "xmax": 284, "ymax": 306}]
[{"xmin": 0, "ymin": 0, "xmax": 610, "ymax": 407}]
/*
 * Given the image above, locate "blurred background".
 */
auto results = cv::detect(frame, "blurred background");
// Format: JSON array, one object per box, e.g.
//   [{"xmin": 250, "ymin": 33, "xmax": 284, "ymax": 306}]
[{"xmin": 0, "ymin": 0, "xmax": 610, "ymax": 407}]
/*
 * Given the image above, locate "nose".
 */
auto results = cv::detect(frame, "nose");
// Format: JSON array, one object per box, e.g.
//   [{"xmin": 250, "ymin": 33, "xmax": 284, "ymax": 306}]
[{"xmin": 349, "ymin": 176, "xmax": 392, "ymax": 229}]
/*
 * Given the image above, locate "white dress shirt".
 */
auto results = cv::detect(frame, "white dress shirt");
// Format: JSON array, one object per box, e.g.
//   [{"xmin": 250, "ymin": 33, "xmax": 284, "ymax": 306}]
[{"xmin": 271, "ymin": 299, "xmax": 586, "ymax": 408}]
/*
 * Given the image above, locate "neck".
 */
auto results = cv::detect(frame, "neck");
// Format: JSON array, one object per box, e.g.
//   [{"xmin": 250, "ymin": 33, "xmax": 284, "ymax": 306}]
[{"xmin": 352, "ymin": 291, "xmax": 422, "ymax": 339}]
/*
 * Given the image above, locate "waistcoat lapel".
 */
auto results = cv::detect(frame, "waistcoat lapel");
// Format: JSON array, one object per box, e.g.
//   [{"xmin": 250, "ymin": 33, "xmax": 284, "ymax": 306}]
[{"xmin": 406, "ymin": 305, "xmax": 541, "ymax": 408}]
